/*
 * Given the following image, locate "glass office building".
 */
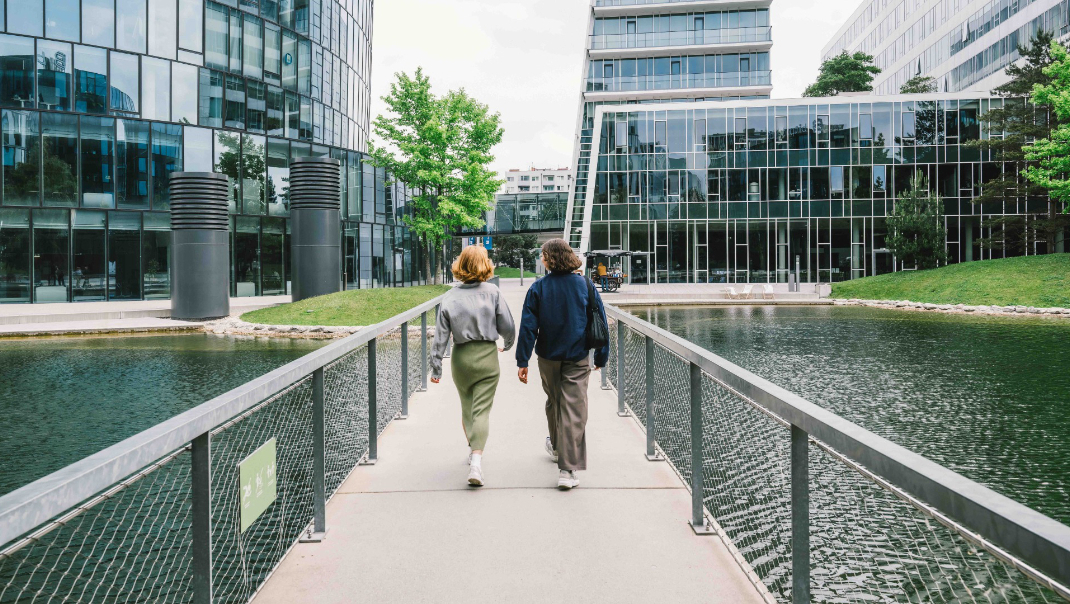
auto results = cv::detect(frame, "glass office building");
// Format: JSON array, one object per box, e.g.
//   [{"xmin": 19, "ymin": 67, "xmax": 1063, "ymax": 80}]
[
  {"xmin": 579, "ymin": 93, "xmax": 1060, "ymax": 284},
  {"xmin": 565, "ymin": 0, "xmax": 774, "ymax": 250},
  {"xmin": 0, "ymin": 0, "xmax": 429, "ymax": 304}
]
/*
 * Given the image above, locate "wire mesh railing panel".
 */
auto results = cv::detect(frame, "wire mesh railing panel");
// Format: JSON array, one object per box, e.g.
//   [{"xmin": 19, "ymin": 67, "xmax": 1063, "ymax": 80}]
[
  {"xmin": 622, "ymin": 326, "xmax": 647, "ymax": 426},
  {"xmin": 375, "ymin": 331, "xmax": 404, "ymax": 434},
  {"xmin": 700, "ymin": 374, "xmax": 793, "ymax": 599},
  {"xmin": 406, "ymin": 327, "xmax": 423, "ymax": 400},
  {"xmin": 605, "ymin": 317, "xmax": 618, "ymax": 392},
  {"xmin": 209, "ymin": 377, "xmax": 314, "ymax": 604},
  {"xmin": 324, "ymin": 345, "xmax": 370, "ymax": 497},
  {"xmin": 650, "ymin": 343, "xmax": 693, "ymax": 483},
  {"xmin": 806, "ymin": 442, "xmax": 1062, "ymax": 604}
]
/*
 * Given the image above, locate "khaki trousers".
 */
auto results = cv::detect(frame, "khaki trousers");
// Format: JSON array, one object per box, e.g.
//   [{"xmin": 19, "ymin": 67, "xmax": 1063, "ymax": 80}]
[{"xmin": 538, "ymin": 357, "xmax": 591, "ymax": 471}]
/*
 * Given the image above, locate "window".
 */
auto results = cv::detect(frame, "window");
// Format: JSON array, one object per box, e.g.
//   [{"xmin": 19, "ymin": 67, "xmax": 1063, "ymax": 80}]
[
  {"xmin": 10, "ymin": 0, "xmax": 43, "ymax": 36},
  {"xmin": 81, "ymin": 116, "xmax": 115, "ymax": 208},
  {"xmin": 229, "ymin": 10, "xmax": 243, "ymax": 73},
  {"xmin": 42, "ymin": 113, "xmax": 78, "ymax": 208},
  {"xmin": 150, "ymin": 122, "xmax": 182, "ymax": 210},
  {"xmin": 284, "ymin": 90, "xmax": 299, "ymax": 138},
  {"xmin": 246, "ymin": 80, "xmax": 266, "ymax": 133},
  {"xmin": 182, "ymin": 125, "xmax": 212, "ymax": 171},
  {"xmin": 37, "ymin": 40, "xmax": 72, "ymax": 112},
  {"xmin": 282, "ymin": 30, "xmax": 297, "ymax": 90},
  {"xmin": 0, "ymin": 35, "xmax": 36, "ymax": 109},
  {"xmin": 873, "ymin": 165, "xmax": 887, "ymax": 193},
  {"xmin": 694, "ymin": 119, "xmax": 706, "ymax": 151},
  {"xmin": 902, "ymin": 111, "xmax": 916, "ymax": 139},
  {"xmin": 205, "ymin": 2, "xmax": 228, "ymax": 70},
  {"xmin": 74, "ymin": 46, "xmax": 107, "ymax": 114},
  {"xmin": 198, "ymin": 68, "xmax": 224, "ymax": 127},
  {"xmin": 109, "ymin": 52, "xmax": 139, "ymax": 115},
  {"xmin": 83, "ymin": 0, "xmax": 115, "ymax": 47},
  {"xmin": 116, "ymin": 119, "xmax": 149, "ymax": 208},
  {"xmin": 859, "ymin": 113, "xmax": 873, "ymax": 140},
  {"xmin": 178, "ymin": 0, "xmax": 203, "ymax": 52},
  {"xmin": 116, "ymin": 0, "xmax": 147, "ymax": 54},
  {"xmin": 264, "ymin": 23, "xmax": 281, "ymax": 85},
  {"xmin": 817, "ymin": 114, "xmax": 829, "ymax": 142},
  {"xmin": 298, "ymin": 39, "xmax": 311, "ymax": 96},
  {"xmin": 615, "ymin": 120, "xmax": 627, "ymax": 152},
  {"xmin": 172, "ymin": 63, "xmax": 198, "ymax": 124},
  {"xmin": 141, "ymin": 57, "xmax": 171, "ymax": 121},
  {"xmin": 46, "ymin": 0, "xmax": 80, "ymax": 41},
  {"xmin": 242, "ymin": 134, "xmax": 265, "ymax": 215},
  {"xmin": 224, "ymin": 74, "xmax": 245, "ymax": 129},
  {"xmin": 3, "ymin": 110, "xmax": 40, "ymax": 206},
  {"xmin": 830, "ymin": 166, "xmax": 845, "ymax": 196},
  {"xmin": 243, "ymin": 15, "xmax": 264, "ymax": 80},
  {"xmin": 265, "ymin": 85, "xmax": 283, "ymax": 136},
  {"xmin": 148, "ymin": 0, "xmax": 177, "ymax": 59}
]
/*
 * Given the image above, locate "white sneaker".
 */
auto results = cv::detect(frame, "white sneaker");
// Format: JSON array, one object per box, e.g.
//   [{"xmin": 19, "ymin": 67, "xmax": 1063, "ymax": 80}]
[
  {"xmin": 468, "ymin": 463, "xmax": 484, "ymax": 486},
  {"xmin": 557, "ymin": 470, "xmax": 579, "ymax": 490},
  {"xmin": 544, "ymin": 437, "xmax": 558, "ymax": 462}
]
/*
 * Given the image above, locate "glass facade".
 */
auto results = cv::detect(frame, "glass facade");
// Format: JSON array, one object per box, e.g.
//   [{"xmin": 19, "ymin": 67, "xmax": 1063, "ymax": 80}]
[
  {"xmin": 0, "ymin": 0, "xmax": 430, "ymax": 304},
  {"xmin": 583, "ymin": 95, "xmax": 1060, "ymax": 284}
]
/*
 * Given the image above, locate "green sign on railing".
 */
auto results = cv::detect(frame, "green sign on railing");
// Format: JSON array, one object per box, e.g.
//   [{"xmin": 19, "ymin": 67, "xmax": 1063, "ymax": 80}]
[{"xmin": 239, "ymin": 438, "xmax": 277, "ymax": 533}]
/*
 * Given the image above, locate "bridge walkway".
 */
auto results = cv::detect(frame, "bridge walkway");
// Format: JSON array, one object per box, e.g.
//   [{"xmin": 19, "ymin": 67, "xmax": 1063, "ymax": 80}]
[{"xmin": 253, "ymin": 283, "xmax": 764, "ymax": 604}]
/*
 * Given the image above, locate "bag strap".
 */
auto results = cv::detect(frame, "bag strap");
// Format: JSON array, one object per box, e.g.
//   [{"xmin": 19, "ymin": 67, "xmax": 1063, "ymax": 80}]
[{"xmin": 584, "ymin": 276, "xmax": 596, "ymax": 322}]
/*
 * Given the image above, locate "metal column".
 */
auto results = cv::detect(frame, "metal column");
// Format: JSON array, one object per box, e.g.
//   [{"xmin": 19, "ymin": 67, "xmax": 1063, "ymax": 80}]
[
  {"xmin": 289, "ymin": 157, "xmax": 342, "ymax": 302},
  {"xmin": 689, "ymin": 362, "xmax": 714, "ymax": 535},
  {"xmin": 398, "ymin": 321, "xmax": 409, "ymax": 419},
  {"xmin": 616, "ymin": 320, "xmax": 629, "ymax": 417},
  {"xmin": 419, "ymin": 311, "xmax": 428, "ymax": 391},
  {"xmin": 301, "ymin": 368, "xmax": 327, "ymax": 542},
  {"xmin": 361, "ymin": 339, "xmax": 378, "ymax": 465},
  {"xmin": 170, "ymin": 172, "xmax": 230, "ymax": 321},
  {"xmin": 191, "ymin": 432, "xmax": 212, "ymax": 604},
  {"xmin": 791, "ymin": 425, "xmax": 810, "ymax": 603},
  {"xmin": 645, "ymin": 336, "xmax": 662, "ymax": 461}
]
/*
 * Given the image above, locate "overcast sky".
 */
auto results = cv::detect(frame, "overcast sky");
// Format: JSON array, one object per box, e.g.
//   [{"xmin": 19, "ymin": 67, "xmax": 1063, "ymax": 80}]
[{"xmin": 370, "ymin": 0, "xmax": 860, "ymax": 175}]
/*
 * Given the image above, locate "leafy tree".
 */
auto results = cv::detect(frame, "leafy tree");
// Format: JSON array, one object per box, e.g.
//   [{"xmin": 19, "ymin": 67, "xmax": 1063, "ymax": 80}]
[
  {"xmin": 803, "ymin": 51, "xmax": 881, "ymax": 97},
  {"xmin": 369, "ymin": 68, "xmax": 505, "ymax": 284},
  {"xmin": 973, "ymin": 32, "xmax": 1069, "ymax": 254},
  {"xmin": 900, "ymin": 75, "xmax": 937, "ymax": 94},
  {"xmin": 491, "ymin": 234, "xmax": 539, "ymax": 270},
  {"xmin": 1024, "ymin": 39, "xmax": 1070, "ymax": 218},
  {"xmin": 887, "ymin": 172, "xmax": 947, "ymax": 270}
]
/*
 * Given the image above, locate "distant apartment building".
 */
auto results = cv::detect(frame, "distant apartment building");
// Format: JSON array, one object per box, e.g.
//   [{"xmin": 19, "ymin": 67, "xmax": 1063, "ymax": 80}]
[
  {"xmin": 564, "ymin": 0, "xmax": 775, "ymax": 250},
  {"xmin": 823, "ymin": 0, "xmax": 1070, "ymax": 95},
  {"xmin": 500, "ymin": 168, "xmax": 574, "ymax": 194}
]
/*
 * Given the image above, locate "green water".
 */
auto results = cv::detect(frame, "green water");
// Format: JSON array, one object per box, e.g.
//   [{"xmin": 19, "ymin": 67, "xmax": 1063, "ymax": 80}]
[
  {"xmin": 634, "ymin": 305, "xmax": 1070, "ymax": 524},
  {"xmin": 0, "ymin": 334, "xmax": 327, "ymax": 496}
]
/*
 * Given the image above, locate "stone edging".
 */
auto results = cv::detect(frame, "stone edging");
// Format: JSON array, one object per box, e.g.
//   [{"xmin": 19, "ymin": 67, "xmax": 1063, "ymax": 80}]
[
  {"xmin": 833, "ymin": 298, "xmax": 1070, "ymax": 317},
  {"xmin": 203, "ymin": 317, "xmax": 364, "ymax": 338}
]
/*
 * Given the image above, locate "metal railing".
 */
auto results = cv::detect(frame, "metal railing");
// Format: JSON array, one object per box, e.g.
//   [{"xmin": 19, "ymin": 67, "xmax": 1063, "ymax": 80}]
[
  {"xmin": 602, "ymin": 304, "xmax": 1070, "ymax": 603},
  {"xmin": 0, "ymin": 294, "xmax": 444, "ymax": 603},
  {"xmin": 590, "ymin": 27, "xmax": 773, "ymax": 50}
]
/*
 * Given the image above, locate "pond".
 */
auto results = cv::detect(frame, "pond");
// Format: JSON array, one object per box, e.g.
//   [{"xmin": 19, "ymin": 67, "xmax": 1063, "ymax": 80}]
[
  {"xmin": 633, "ymin": 305, "xmax": 1070, "ymax": 524},
  {"xmin": 0, "ymin": 334, "xmax": 328, "ymax": 496}
]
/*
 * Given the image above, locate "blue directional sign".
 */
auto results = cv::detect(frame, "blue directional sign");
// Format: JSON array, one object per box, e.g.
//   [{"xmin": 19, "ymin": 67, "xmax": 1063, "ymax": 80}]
[{"xmin": 483, "ymin": 237, "xmax": 493, "ymax": 251}]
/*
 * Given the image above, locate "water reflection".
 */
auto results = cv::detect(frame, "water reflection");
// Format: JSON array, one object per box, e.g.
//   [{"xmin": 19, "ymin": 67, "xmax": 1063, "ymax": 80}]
[{"xmin": 636, "ymin": 305, "xmax": 1070, "ymax": 523}]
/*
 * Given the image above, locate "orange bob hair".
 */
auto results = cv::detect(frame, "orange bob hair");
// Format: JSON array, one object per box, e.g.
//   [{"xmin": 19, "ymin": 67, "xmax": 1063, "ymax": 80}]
[{"xmin": 452, "ymin": 245, "xmax": 495, "ymax": 283}]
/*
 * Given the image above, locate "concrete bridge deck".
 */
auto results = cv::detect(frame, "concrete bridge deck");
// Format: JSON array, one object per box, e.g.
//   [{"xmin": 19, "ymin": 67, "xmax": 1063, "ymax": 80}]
[{"xmin": 253, "ymin": 284, "xmax": 765, "ymax": 604}]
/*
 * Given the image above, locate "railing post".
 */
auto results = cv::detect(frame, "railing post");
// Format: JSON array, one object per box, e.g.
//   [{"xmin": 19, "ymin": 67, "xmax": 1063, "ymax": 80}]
[
  {"xmin": 616, "ymin": 319, "xmax": 629, "ymax": 417},
  {"xmin": 645, "ymin": 335, "xmax": 662, "ymax": 461},
  {"xmin": 398, "ymin": 321, "xmax": 409, "ymax": 419},
  {"xmin": 419, "ymin": 311, "xmax": 428, "ymax": 392},
  {"xmin": 301, "ymin": 368, "xmax": 327, "ymax": 542},
  {"xmin": 191, "ymin": 432, "xmax": 212, "ymax": 604},
  {"xmin": 791, "ymin": 425, "xmax": 810, "ymax": 604},
  {"xmin": 361, "ymin": 339, "xmax": 378, "ymax": 465},
  {"xmin": 689, "ymin": 362, "xmax": 713, "ymax": 535}
]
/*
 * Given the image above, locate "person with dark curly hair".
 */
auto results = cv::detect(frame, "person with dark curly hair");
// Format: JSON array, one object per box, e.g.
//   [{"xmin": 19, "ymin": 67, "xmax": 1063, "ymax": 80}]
[{"xmin": 515, "ymin": 238, "xmax": 609, "ymax": 490}]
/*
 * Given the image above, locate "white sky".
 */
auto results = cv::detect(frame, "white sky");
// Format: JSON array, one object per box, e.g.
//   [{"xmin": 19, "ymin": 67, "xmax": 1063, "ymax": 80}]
[{"xmin": 370, "ymin": 0, "xmax": 861, "ymax": 175}]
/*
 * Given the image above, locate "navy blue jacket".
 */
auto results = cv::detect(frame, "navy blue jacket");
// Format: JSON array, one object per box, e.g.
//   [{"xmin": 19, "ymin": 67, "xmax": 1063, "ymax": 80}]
[{"xmin": 516, "ymin": 271, "xmax": 610, "ymax": 369}]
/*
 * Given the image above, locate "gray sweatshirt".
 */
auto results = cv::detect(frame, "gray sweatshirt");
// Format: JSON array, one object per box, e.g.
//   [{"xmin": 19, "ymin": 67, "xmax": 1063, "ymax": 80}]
[{"xmin": 430, "ymin": 282, "xmax": 516, "ymax": 380}]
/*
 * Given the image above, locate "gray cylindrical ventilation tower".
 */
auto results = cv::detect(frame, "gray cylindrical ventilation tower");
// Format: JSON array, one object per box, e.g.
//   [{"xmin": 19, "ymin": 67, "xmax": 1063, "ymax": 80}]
[
  {"xmin": 169, "ymin": 172, "xmax": 231, "ymax": 320},
  {"xmin": 289, "ymin": 157, "xmax": 342, "ymax": 302}
]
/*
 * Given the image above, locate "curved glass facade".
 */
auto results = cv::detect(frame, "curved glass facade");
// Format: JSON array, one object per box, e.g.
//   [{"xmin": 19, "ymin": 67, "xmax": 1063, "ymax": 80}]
[{"xmin": 0, "ymin": 0, "xmax": 431, "ymax": 303}]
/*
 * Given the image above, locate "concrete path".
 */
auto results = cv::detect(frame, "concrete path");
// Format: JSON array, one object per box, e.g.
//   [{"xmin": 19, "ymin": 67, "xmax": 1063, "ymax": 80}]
[{"xmin": 253, "ymin": 283, "xmax": 764, "ymax": 604}]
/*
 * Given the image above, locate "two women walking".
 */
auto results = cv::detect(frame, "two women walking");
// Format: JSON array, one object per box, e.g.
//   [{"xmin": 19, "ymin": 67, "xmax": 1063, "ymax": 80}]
[{"xmin": 429, "ymin": 239, "xmax": 610, "ymax": 490}]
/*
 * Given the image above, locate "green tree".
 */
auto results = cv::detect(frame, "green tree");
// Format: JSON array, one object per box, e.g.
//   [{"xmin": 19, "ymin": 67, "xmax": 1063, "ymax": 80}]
[
  {"xmin": 973, "ymin": 32, "xmax": 1069, "ymax": 254},
  {"xmin": 369, "ymin": 68, "xmax": 505, "ymax": 284},
  {"xmin": 491, "ymin": 234, "xmax": 539, "ymax": 270},
  {"xmin": 1024, "ymin": 39, "xmax": 1070, "ymax": 219},
  {"xmin": 803, "ymin": 51, "xmax": 881, "ymax": 97},
  {"xmin": 900, "ymin": 75, "xmax": 937, "ymax": 94},
  {"xmin": 887, "ymin": 172, "xmax": 947, "ymax": 270}
]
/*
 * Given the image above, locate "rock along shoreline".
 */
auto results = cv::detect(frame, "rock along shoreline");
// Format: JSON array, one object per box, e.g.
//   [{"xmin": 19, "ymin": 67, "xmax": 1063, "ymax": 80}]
[
  {"xmin": 203, "ymin": 316, "xmax": 364, "ymax": 338},
  {"xmin": 834, "ymin": 298, "xmax": 1070, "ymax": 318}
]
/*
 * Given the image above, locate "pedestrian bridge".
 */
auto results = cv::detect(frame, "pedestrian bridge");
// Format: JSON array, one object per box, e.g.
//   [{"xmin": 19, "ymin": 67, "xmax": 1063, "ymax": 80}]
[{"xmin": 1, "ymin": 282, "xmax": 1069, "ymax": 603}]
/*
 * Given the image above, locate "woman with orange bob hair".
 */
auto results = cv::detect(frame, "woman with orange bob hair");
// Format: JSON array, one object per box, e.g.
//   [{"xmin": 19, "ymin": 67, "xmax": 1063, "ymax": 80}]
[{"xmin": 429, "ymin": 245, "xmax": 515, "ymax": 486}]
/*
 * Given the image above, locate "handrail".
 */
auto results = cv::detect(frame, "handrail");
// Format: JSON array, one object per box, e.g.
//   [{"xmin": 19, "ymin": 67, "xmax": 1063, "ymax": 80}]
[
  {"xmin": 0, "ymin": 294, "xmax": 446, "ymax": 549},
  {"xmin": 604, "ymin": 303, "xmax": 1070, "ymax": 593}
]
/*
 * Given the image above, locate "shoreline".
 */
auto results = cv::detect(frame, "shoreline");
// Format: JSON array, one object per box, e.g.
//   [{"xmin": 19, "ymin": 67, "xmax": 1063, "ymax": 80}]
[{"xmin": 833, "ymin": 298, "xmax": 1070, "ymax": 318}]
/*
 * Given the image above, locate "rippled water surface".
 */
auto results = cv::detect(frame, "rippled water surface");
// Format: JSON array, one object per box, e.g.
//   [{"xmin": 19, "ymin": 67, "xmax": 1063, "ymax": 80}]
[
  {"xmin": 634, "ymin": 305, "xmax": 1070, "ymax": 524},
  {"xmin": 0, "ymin": 334, "xmax": 327, "ymax": 496}
]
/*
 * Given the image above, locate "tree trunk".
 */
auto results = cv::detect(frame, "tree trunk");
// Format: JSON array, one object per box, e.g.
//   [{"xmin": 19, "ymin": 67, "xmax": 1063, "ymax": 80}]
[
  {"xmin": 433, "ymin": 243, "xmax": 443, "ymax": 285},
  {"xmin": 423, "ymin": 237, "xmax": 433, "ymax": 286}
]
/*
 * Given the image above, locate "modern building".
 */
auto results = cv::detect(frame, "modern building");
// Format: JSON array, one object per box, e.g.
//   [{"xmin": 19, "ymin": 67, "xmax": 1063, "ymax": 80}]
[
  {"xmin": 500, "ymin": 167, "xmax": 573, "ymax": 195},
  {"xmin": 0, "ymin": 0, "xmax": 430, "ymax": 304},
  {"xmin": 823, "ymin": 0, "xmax": 1070, "ymax": 96},
  {"xmin": 564, "ymin": 0, "xmax": 775, "ymax": 251},
  {"xmin": 576, "ymin": 92, "xmax": 1063, "ymax": 284}
]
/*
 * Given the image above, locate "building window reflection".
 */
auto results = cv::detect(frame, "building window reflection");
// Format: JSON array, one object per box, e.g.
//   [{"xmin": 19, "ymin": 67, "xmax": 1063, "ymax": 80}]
[
  {"xmin": 32, "ymin": 208, "xmax": 68, "ymax": 302},
  {"xmin": 0, "ymin": 35, "xmax": 36, "ymax": 109},
  {"xmin": 0, "ymin": 208, "xmax": 31, "ymax": 303}
]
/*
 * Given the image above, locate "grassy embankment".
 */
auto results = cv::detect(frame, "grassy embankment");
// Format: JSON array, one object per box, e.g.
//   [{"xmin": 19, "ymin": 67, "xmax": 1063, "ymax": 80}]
[
  {"xmin": 494, "ymin": 266, "xmax": 537, "ymax": 278},
  {"xmin": 241, "ymin": 285, "xmax": 450, "ymax": 326},
  {"xmin": 830, "ymin": 254, "xmax": 1070, "ymax": 308}
]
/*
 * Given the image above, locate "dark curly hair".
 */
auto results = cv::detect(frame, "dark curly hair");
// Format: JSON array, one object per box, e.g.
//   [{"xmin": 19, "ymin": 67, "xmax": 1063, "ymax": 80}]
[{"xmin": 541, "ymin": 238, "xmax": 582, "ymax": 273}]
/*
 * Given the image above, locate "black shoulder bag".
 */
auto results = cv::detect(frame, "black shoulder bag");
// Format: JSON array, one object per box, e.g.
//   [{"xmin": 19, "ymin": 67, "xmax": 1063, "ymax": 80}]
[{"xmin": 584, "ymin": 277, "xmax": 609, "ymax": 350}]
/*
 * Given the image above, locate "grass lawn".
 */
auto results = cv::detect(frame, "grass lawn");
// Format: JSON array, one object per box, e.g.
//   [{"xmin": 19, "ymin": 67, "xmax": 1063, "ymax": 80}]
[
  {"xmin": 830, "ymin": 254, "xmax": 1070, "ymax": 308},
  {"xmin": 241, "ymin": 285, "xmax": 451, "ymax": 326},
  {"xmin": 494, "ymin": 266, "xmax": 537, "ymax": 278}
]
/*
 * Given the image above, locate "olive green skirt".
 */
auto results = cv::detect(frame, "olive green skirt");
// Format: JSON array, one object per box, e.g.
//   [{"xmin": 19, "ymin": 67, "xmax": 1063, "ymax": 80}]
[{"xmin": 451, "ymin": 340, "xmax": 500, "ymax": 450}]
